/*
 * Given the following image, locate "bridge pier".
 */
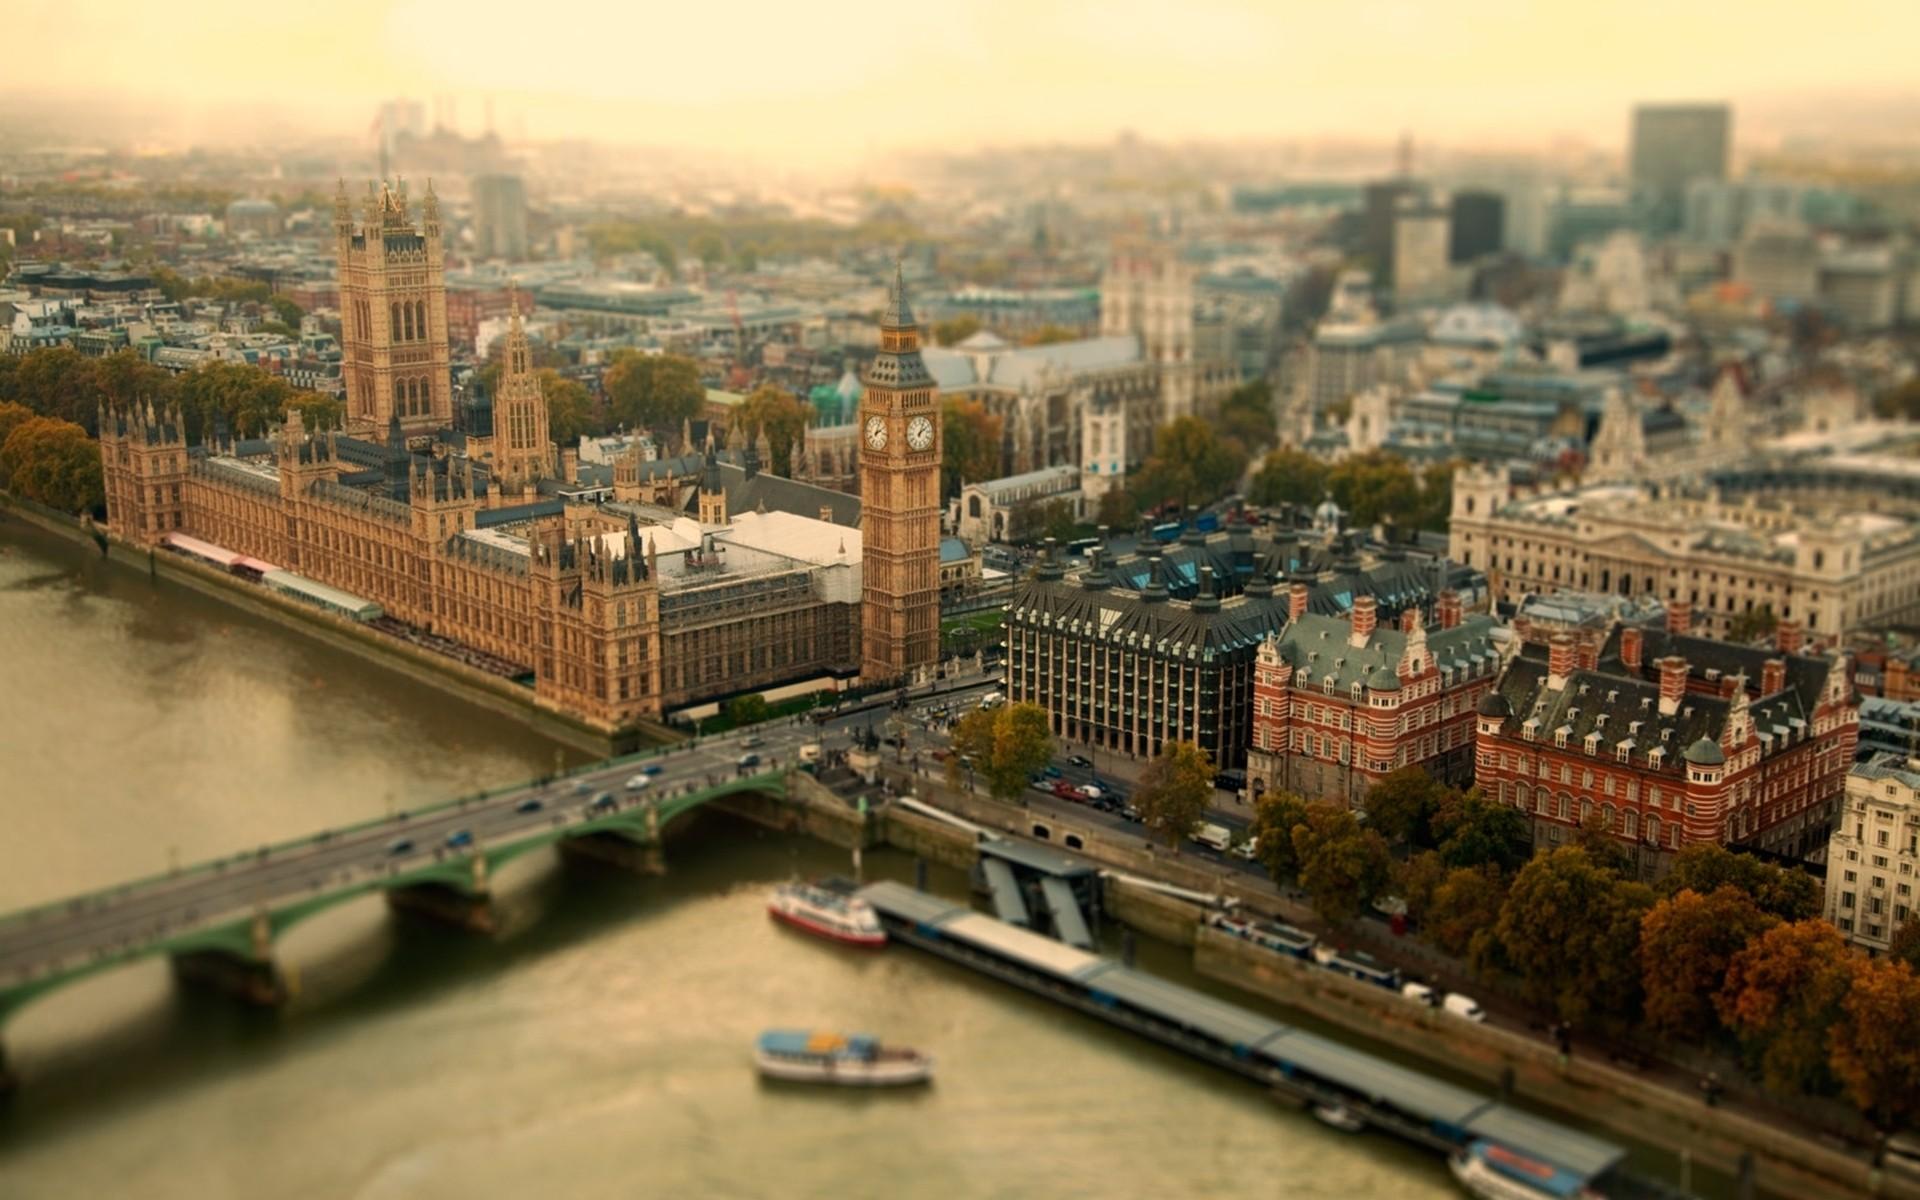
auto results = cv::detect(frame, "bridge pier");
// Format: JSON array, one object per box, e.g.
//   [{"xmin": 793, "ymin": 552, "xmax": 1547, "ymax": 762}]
[
  {"xmin": 170, "ymin": 950, "xmax": 287, "ymax": 1007},
  {"xmin": 557, "ymin": 831, "xmax": 665, "ymax": 875},
  {"xmin": 385, "ymin": 884, "xmax": 496, "ymax": 935}
]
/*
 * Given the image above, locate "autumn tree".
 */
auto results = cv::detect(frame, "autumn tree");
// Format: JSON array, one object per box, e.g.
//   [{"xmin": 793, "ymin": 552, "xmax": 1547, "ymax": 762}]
[
  {"xmin": 941, "ymin": 398, "xmax": 1003, "ymax": 498},
  {"xmin": 932, "ymin": 315, "xmax": 982, "ymax": 346},
  {"xmin": 1662, "ymin": 844, "xmax": 1821, "ymax": 922},
  {"xmin": 1008, "ymin": 498, "xmax": 1081, "ymax": 545},
  {"xmin": 1828, "ymin": 957, "xmax": 1920, "ymax": 1129},
  {"xmin": 1135, "ymin": 741, "xmax": 1216, "ymax": 847},
  {"xmin": 947, "ymin": 702, "xmax": 1053, "ymax": 801},
  {"xmin": 1021, "ymin": 324, "xmax": 1077, "ymax": 346},
  {"xmin": 1716, "ymin": 919, "xmax": 1854, "ymax": 1096},
  {"xmin": 732, "ymin": 383, "xmax": 813, "ymax": 477},
  {"xmin": 1477, "ymin": 847, "xmax": 1655, "ymax": 1028},
  {"xmin": 1291, "ymin": 801, "xmax": 1394, "ymax": 922},
  {"xmin": 1570, "ymin": 810, "xmax": 1633, "ymax": 875},
  {"xmin": 538, "ymin": 369, "xmax": 596, "ymax": 445},
  {"xmin": 1247, "ymin": 446, "xmax": 1330, "ymax": 509},
  {"xmin": 1094, "ymin": 486, "xmax": 1139, "ymax": 531},
  {"xmin": 1250, "ymin": 789, "xmax": 1313, "ymax": 883},
  {"xmin": 724, "ymin": 693, "xmax": 771, "ymax": 727},
  {"xmin": 1327, "ymin": 450, "xmax": 1421, "ymax": 528},
  {"xmin": 1362, "ymin": 767, "xmax": 1447, "ymax": 847},
  {"xmin": 0, "ymin": 416, "xmax": 105, "ymax": 513},
  {"xmin": 1726, "ymin": 604, "xmax": 1779, "ymax": 644},
  {"xmin": 1133, "ymin": 416, "xmax": 1246, "ymax": 515},
  {"xmin": 0, "ymin": 401, "xmax": 35, "ymax": 473},
  {"xmin": 1888, "ymin": 917, "xmax": 1920, "ymax": 973},
  {"xmin": 0, "ymin": 346, "xmax": 112, "ymax": 432},
  {"xmin": 1217, "ymin": 380, "xmax": 1275, "ymax": 460},
  {"xmin": 1638, "ymin": 887, "xmax": 1777, "ymax": 1041},
  {"xmin": 1424, "ymin": 865, "xmax": 1508, "ymax": 958},
  {"xmin": 604, "ymin": 350, "xmax": 704, "ymax": 432},
  {"xmin": 1431, "ymin": 788, "xmax": 1531, "ymax": 875}
]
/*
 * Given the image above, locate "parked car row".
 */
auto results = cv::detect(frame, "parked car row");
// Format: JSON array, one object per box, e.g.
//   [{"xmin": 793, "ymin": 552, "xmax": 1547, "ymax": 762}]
[{"xmin": 1205, "ymin": 911, "xmax": 1484, "ymax": 1023}]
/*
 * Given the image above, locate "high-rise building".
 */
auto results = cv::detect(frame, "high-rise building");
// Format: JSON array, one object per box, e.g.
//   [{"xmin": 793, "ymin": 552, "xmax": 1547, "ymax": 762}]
[
  {"xmin": 1448, "ymin": 191, "xmax": 1505, "ymax": 263},
  {"xmin": 1363, "ymin": 180, "xmax": 1416, "ymax": 284},
  {"xmin": 472, "ymin": 173, "xmax": 529, "ymax": 261},
  {"xmin": 859, "ymin": 268, "xmax": 942, "ymax": 683},
  {"xmin": 334, "ymin": 180, "xmax": 452, "ymax": 444},
  {"xmin": 1629, "ymin": 103, "xmax": 1731, "ymax": 235},
  {"xmin": 1393, "ymin": 197, "xmax": 1451, "ymax": 303}
]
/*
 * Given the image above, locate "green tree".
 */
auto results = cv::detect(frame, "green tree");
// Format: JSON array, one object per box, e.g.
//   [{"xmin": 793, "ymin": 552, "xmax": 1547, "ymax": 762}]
[
  {"xmin": 1638, "ymin": 887, "xmax": 1778, "ymax": 1041},
  {"xmin": 1247, "ymin": 446, "xmax": 1330, "ymax": 509},
  {"xmin": 0, "ymin": 346, "xmax": 107, "ymax": 431},
  {"xmin": 1663, "ymin": 844, "xmax": 1821, "ymax": 921},
  {"xmin": 1134, "ymin": 741, "xmax": 1216, "ymax": 847},
  {"xmin": 0, "ymin": 416, "xmax": 105, "ymax": 514},
  {"xmin": 1570, "ymin": 810, "xmax": 1634, "ymax": 875},
  {"xmin": 1250, "ymin": 789, "xmax": 1313, "ymax": 882},
  {"xmin": 1292, "ymin": 801, "xmax": 1394, "ymax": 922},
  {"xmin": 932, "ymin": 315, "xmax": 982, "ymax": 346},
  {"xmin": 1716, "ymin": 919, "xmax": 1854, "ymax": 1096},
  {"xmin": 1328, "ymin": 450, "xmax": 1421, "ymax": 528},
  {"xmin": 1431, "ymin": 788, "xmax": 1531, "ymax": 874},
  {"xmin": 1217, "ymin": 380, "xmax": 1275, "ymax": 460},
  {"xmin": 1008, "ymin": 498, "xmax": 1081, "ymax": 545},
  {"xmin": 172, "ymin": 360, "xmax": 296, "ymax": 440},
  {"xmin": 947, "ymin": 702, "xmax": 1053, "ymax": 801},
  {"xmin": 941, "ymin": 398, "xmax": 1003, "ymax": 498},
  {"xmin": 1477, "ymin": 847, "xmax": 1655, "ymax": 1028},
  {"xmin": 732, "ymin": 383, "xmax": 813, "ymax": 477},
  {"xmin": 1874, "ymin": 378, "xmax": 1920, "ymax": 422},
  {"xmin": 1828, "ymin": 957, "xmax": 1920, "ymax": 1129},
  {"xmin": 1888, "ymin": 916, "xmax": 1920, "ymax": 973},
  {"xmin": 538, "ymin": 370, "xmax": 596, "ymax": 445},
  {"xmin": 286, "ymin": 392, "xmax": 345, "ymax": 429},
  {"xmin": 1094, "ymin": 486, "xmax": 1139, "ymax": 531},
  {"xmin": 1133, "ymin": 416, "xmax": 1246, "ymax": 515},
  {"xmin": 725, "ymin": 693, "xmax": 771, "ymax": 726},
  {"xmin": 1396, "ymin": 850, "xmax": 1450, "ymax": 927},
  {"xmin": 1424, "ymin": 865, "xmax": 1507, "ymax": 958},
  {"xmin": 1726, "ymin": 605, "xmax": 1779, "ymax": 644},
  {"xmin": 1362, "ymin": 767, "xmax": 1447, "ymax": 847},
  {"xmin": 268, "ymin": 296, "xmax": 304, "ymax": 328},
  {"xmin": 603, "ymin": 350, "xmax": 704, "ymax": 432},
  {"xmin": 92, "ymin": 350, "xmax": 176, "ymax": 415}
]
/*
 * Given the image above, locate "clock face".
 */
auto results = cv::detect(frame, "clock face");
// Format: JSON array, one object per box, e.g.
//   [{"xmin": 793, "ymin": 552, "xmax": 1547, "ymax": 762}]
[
  {"xmin": 907, "ymin": 415, "xmax": 934, "ymax": 451},
  {"xmin": 864, "ymin": 415, "xmax": 888, "ymax": 450}
]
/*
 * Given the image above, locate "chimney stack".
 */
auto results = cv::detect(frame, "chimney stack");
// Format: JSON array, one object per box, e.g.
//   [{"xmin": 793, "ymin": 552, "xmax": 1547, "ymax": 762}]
[
  {"xmin": 1666, "ymin": 598, "xmax": 1691, "ymax": 635},
  {"xmin": 561, "ymin": 447, "xmax": 579, "ymax": 484},
  {"xmin": 1350, "ymin": 594, "xmax": 1377, "ymax": 647},
  {"xmin": 1575, "ymin": 639, "xmax": 1598, "ymax": 670},
  {"xmin": 1548, "ymin": 633, "xmax": 1575, "ymax": 685},
  {"xmin": 1288, "ymin": 580, "xmax": 1310, "ymax": 621},
  {"xmin": 1436, "ymin": 589, "xmax": 1462, "ymax": 630},
  {"xmin": 1621, "ymin": 626, "xmax": 1643, "ymax": 671},
  {"xmin": 1775, "ymin": 620, "xmax": 1803, "ymax": 655},
  {"xmin": 1657, "ymin": 656, "xmax": 1688, "ymax": 714},
  {"xmin": 1762, "ymin": 658, "xmax": 1786, "ymax": 696},
  {"xmin": 1401, "ymin": 607, "xmax": 1419, "ymax": 633}
]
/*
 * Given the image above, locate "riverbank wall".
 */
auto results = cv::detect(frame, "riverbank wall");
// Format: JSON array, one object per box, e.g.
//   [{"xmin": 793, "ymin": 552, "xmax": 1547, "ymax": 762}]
[{"xmin": 0, "ymin": 497, "xmax": 670, "ymax": 758}]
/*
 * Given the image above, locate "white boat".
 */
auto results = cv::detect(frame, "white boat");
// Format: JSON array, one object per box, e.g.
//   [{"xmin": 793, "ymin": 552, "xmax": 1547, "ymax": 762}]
[
  {"xmin": 1449, "ymin": 1140, "xmax": 1603, "ymax": 1200},
  {"xmin": 1311, "ymin": 1102, "xmax": 1367, "ymax": 1133},
  {"xmin": 767, "ymin": 881, "xmax": 886, "ymax": 947},
  {"xmin": 754, "ymin": 1030, "xmax": 933, "ymax": 1087}
]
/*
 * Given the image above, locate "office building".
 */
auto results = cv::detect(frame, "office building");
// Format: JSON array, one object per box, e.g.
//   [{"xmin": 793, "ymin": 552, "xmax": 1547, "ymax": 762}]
[
  {"xmin": 472, "ymin": 174, "xmax": 529, "ymax": 260},
  {"xmin": 1629, "ymin": 103, "xmax": 1731, "ymax": 234},
  {"xmin": 1449, "ymin": 191, "xmax": 1505, "ymax": 263},
  {"xmin": 1824, "ymin": 755, "xmax": 1920, "ymax": 952}
]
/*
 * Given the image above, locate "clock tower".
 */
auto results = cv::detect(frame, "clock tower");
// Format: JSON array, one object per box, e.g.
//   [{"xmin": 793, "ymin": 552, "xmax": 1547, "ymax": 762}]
[{"xmin": 859, "ymin": 266, "xmax": 942, "ymax": 683}]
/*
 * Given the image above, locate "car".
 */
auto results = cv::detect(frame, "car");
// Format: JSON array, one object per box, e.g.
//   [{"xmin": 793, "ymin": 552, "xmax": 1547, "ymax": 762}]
[
  {"xmin": 798, "ymin": 743, "xmax": 822, "ymax": 764},
  {"xmin": 978, "ymin": 692, "xmax": 1005, "ymax": 709},
  {"xmin": 1189, "ymin": 823, "xmax": 1233, "ymax": 852},
  {"xmin": 1031, "ymin": 778, "xmax": 1055, "ymax": 794},
  {"xmin": 740, "ymin": 735, "xmax": 764, "ymax": 750},
  {"xmin": 1442, "ymin": 993, "xmax": 1486, "ymax": 1022},
  {"xmin": 589, "ymin": 792, "xmax": 617, "ymax": 812},
  {"xmin": 1077, "ymin": 783, "xmax": 1105, "ymax": 800},
  {"xmin": 1232, "ymin": 836, "xmax": 1260, "ymax": 861},
  {"xmin": 385, "ymin": 837, "xmax": 414, "ymax": 856},
  {"xmin": 1121, "ymin": 803, "xmax": 1143, "ymax": 823},
  {"xmin": 1041, "ymin": 765, "xmax": 1063, "ymax": 779},
  {"xmin": 572, "ymin": 780, "xmax": 593, "ymax": 796},
  {"xmin": 624, "ymin": 774, "xmax": 652, "ymax": 791},
  {"xmin": 443, "ymin": 829, "xmax": 474, "ymax": 850},
  {"xmin": 640, "ymin": 763, "xmax": 665, "ymax": 776},
  {"xmin": 1067, "ymin": 754, "xmax": 1093, "ymax": 768},
  {"xmin": 1401, "ymin": 982, "xmax": 1440, "ymax": 1006},
  {"xmin": 1051, "ymin": 780, "xmax": 1083, "ymax": 800},
  {"xmin": 515, "ymin": 797, "xmax": 544, "ymax": 814},
  {"xmin": 1212, "ymin": 769, "xmax": 1247, "ymax": 792},
  {"xmin": 737, "ymin": 752, "xmax": 761, "ymax": 769}
]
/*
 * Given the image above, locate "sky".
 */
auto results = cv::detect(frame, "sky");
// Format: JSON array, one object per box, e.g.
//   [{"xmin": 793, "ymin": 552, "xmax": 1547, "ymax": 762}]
[{"xmin": 12, "ymin": 0, "xmax": 1920, "ymax": 163}]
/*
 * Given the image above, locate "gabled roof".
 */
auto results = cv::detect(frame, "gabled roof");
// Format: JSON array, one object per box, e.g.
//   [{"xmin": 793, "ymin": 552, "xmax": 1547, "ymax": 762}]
[{"xmin": 1270, "ymin": 612, "xmax": 1502, "ymax": 692}]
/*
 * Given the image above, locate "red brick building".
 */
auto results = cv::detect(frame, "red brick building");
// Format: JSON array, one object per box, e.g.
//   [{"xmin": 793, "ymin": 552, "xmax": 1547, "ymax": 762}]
[
  {"xmin": 1473, "ymin": 603, "xmax": 1857, "ymax": 877},
  {"xmin": 446, "ymin": 284, "xmax": 529, "ymax": 354},
  {"xmin": 1248, "ymin": 589, "xmax": 1504, "ymax": 807}
]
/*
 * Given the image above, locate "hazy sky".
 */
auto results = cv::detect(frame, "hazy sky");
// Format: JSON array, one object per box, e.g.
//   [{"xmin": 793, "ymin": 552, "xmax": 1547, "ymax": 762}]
[{"xmin": 14, "ymin": 0, "xmax": 1920, "ymax": 162}]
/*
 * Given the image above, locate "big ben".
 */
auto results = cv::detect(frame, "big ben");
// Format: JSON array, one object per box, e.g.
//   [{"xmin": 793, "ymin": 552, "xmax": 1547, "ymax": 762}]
[{"xmin": 859, "ymin": 266, "xmax": 942, "ymax": 683}]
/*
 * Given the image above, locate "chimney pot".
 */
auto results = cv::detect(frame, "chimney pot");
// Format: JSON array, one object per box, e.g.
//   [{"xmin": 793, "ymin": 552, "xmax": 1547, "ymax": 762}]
[
  {"xmin": 1666, "ymin": 598, "xmax": 1692, "ymax": 635},
  {"xmin": 1621, "ymin": 626, "xmax": 1644, "ymax": 671},
  {"xmin": 1350, "ymin": 594, "xmax": 1378, "ymax": 646},
  {"xmin": 1775, "ymin": 620, "xmax": 1803, "ymax": 655},
  {"xmin": 1548, "ymin": 633, "xmax": 1575, "ymax": 683},
  {"xmin": 1762, "ymin": 658, "xmax": 1786, "ymax": 695},
  {"xmin": 1288, "ymin": 580, "xmax": 1310, "ymax": 621}
]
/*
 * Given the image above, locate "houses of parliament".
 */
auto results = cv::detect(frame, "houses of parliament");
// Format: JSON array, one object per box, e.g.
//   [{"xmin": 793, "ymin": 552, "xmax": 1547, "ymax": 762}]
[{"xmin": 98, "ymin": 180, "xmax": 940, "ymax": 732}]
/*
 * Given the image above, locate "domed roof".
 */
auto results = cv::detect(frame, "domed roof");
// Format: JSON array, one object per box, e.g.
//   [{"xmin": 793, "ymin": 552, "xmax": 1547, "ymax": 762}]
[
  {"xmin": 1367, "ymin": 666, "xmax": 1402, "ymax": 691},
  {"xmin": 1476, "ymin": 692, "xmax": 1512, "ymax": 718},
  {"xmin": 1684, "ymin": 737, "xmax": 1726, "ymax": 766}
]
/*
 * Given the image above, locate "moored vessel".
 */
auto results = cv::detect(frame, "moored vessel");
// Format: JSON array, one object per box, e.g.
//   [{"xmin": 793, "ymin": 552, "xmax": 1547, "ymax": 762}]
[
  {"xmin": 753, "ymin": 1030, "xmax": 933, "ymax": 1087},
  {"xmin": 768, "ymin": 880, "xmax": 886, "ymax": 947},
  {"xmin": 1449, "ymin": 1139, "xmax": 1604, "ymax": 1200}
]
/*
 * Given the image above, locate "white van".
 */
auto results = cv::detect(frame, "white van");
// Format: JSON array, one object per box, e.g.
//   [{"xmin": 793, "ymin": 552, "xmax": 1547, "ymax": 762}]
[
  {"xmin": 978, "ymin": 691, "xmax": 1005, "ymax": 710},
  {"xmin": 1190, "ymin": 822, "xmax": 1233, "ymax": 852},
  {"xmin": 1401, "ymin": 982, "xmax": 1438, "ymax": 1006},
  {"xmin": 798, "ymin": 743, "xmax": 822, "ymax": 764},
  {"xmin": 1442, "ymin": 993, "xmax": 1487, "ymax": 1022}
]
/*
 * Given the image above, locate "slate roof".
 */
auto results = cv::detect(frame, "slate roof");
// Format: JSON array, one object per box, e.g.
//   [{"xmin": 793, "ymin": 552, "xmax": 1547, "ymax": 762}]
[
  {"xmin": 1269, "ymin": 612, "xmax": 1503, "ymax": 693},
  {"xmin": 710, "ymin": 462, "xmax": 861, "ymax": 526}
]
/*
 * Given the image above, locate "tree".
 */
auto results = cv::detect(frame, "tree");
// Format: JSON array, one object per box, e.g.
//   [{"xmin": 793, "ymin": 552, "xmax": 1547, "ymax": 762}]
[
  {"xmin": 1247, "ymin": 446, "xmax": 1330, "ymax": 509},
  {"xmin": 0, "ymin": 417, "xmax": 105, "ymax": 514},
  {"xmin": 941, "ymin": 398, "xmax": 1003, "ymax": 498},
  {"xmin": 1134, "ymin": 741, "xmax": 1215, "ymax": 847},
  {"xmin": 1727, "ymin": 605, "xmax": 1779, "ymax": 644},
  {"xmin": 1716, "ymin": 919, "xmax": 1854, "ymax": 1096},
  {"xmin": 1250, "ymin": 789, "xmax": 1313, "ymax": 882},
  {"xmin": 1478, "ymin": 847, "xmax": 1655, "ymax": 1028},
  {"xmin": 286, "ymin": 392, "xmax": 345, "ymax": 430},
  {"xmin": 1875, "ymin": 378, "xmax": 1920, "ymax": 422},
  {"xmin": 1328, "ymin": 451, "xmax": 1421, "ymax": 529},
  {"xmin": 1133, "ymin": 416, "xmax": 1246, "ymax": 515},
  {"xmin": 0, "ymin": 401, "xmax": 36, "ymax": 476},
  {"xmin": 1424, "ymin": 865, "xmax": 1507, "ymax": 958},
  {"xmin": 0, "ymin": 346, "xmax": 107, "ymax": 431},
  {"xmin": 1218, "ymin": 380, "xmax": 1275, "ymax": 460},
  {"xmin": 947, "ymin": 702, "xmax": 1053, "ymax": 801},
  {"xmin": 1361, "ymin": 767, "xmax": 1447, "ymax": 847},
  {"xmin": 1888, "ymin": 916, "xmax": 1920, "ymax": 973},
  {"xmin": 268, "ymin": 296, "xmax": 304, "ymax": 328},
  {"xmin": 1094, "ymin": 486, "xmax": 1139, "ymax": 531},
  {"xmin": 603, "ymin": 350, "xmax": 704, "ymax": 432},
  {"xmin": 725, "ymin": 693, "xmax": 771, "ymax": 727},
  {"xmin": 92, "ymin": 350, "xmax": 176, "ymax": 416},
  {"xmin": 1663, "ymin": 844, "xmax": 1821, "ymax": 921},
  {"xmin": 1431, "ymin": 788, "xmax": 1530, "ymax": 874},
  {"xmin": 1291, "ymin": 801, "xmax": 1394, "ymax": 922},
  {"xmin": 538, "ymin": 370, "xmax": 596, "ymax": 446},
  {"xmin": 1638, "ymin": 887, "xmax": 1777, "ymax": 1041},
  {"xmin": 1021, "ymin": 324, "xmax": 1077, "ymax": 346},
  {"xmin": 1570, "ymin": 810, "xmax": 1633, "ymax": 875},
  {"xmin": 1828, "ymin": 957, "xmax": 1920, "ymax": 1129},
  {"xmin": 732, "ymin": 383, "xmax": 813, "ymax": 477},
  {"xmin": 1009, "ymin": 498, "xmax": 1081, "ymax": 545},
  {"xmin": 172, "ymin": 360, "xmax": 296, "ymax": 440},
  {"xmin": 932, "ymin": 315, "xmax": 982, "ymax": 346}
]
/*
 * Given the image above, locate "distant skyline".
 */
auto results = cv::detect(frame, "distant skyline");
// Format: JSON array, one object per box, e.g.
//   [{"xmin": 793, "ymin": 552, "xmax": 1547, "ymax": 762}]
[{"xmin": 12, "ymin": 0, "xmax": 1920, "ymax": 167}]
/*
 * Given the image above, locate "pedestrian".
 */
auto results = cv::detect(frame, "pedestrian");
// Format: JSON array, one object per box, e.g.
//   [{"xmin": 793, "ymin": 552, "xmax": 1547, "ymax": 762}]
[{"xmin": 1701, "ymin": 1072, "xmax": 1721, "ymax": 1108}]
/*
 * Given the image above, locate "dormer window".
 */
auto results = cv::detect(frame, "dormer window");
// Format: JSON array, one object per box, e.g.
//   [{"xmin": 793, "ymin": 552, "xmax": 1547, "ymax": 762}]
[{"xmin": 1554, "ymin": 727, "xmax": 1570, "ymax": 748}]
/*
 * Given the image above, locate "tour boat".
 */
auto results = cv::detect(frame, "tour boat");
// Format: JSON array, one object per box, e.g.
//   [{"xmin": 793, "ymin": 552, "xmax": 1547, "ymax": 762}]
[
  {"xmin": 767, "ymin": 881, "xmax": 887, "ymax": 947},
  {"xmin": 1449, "ymin": 1140, "xmax": 1604, "ymax": 1200},
  {"xmin": 1311, "ymin": 1102, "xmax": 1367, "ymax": 1133},
  {"xmin": 753, "ymin": 1030, "xmax": 933, "ymax": 1087}
]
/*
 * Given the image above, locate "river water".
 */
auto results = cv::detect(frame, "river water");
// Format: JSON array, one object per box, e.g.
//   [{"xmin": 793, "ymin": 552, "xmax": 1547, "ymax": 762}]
[{"xmin": 0, "ymin": 515, "xmax": 1465, "ymax": 1198}]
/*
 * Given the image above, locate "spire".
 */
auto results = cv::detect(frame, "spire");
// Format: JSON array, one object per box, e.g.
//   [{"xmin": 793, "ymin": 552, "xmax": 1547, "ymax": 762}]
[{"xmin": 879, "ymin": 259, "xmax": 916, "ymax": 329}]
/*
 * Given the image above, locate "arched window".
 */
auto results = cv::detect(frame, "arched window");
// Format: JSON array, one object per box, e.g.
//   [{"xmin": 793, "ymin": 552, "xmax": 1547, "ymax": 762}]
[
  {"xmin": 415, "ymin": 300, "xmax": 428, "ymax": 342},
  {"xmin": 391, "ymin": 302, "xmax": 402, "ymax": 341},
  {"xmin": 393, "ymin": 379, "xmax": 405, "ymax": 415}
]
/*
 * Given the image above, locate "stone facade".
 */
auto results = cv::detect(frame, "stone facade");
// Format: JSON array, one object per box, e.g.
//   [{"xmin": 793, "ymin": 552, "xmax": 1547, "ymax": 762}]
[
  {"xmin": 1823, "ymin": 755, "xmax": 1920, "ymax": 953},
  {"xmin": 335, "ymin": 181, "xmax": 452, "ymax": 444}
]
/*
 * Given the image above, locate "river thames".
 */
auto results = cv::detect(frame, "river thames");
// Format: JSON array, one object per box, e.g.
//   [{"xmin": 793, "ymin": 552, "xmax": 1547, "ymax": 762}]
[{"xmin": 0, "ymin": 515, "xmax": 1464, "ymax": 1198}]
